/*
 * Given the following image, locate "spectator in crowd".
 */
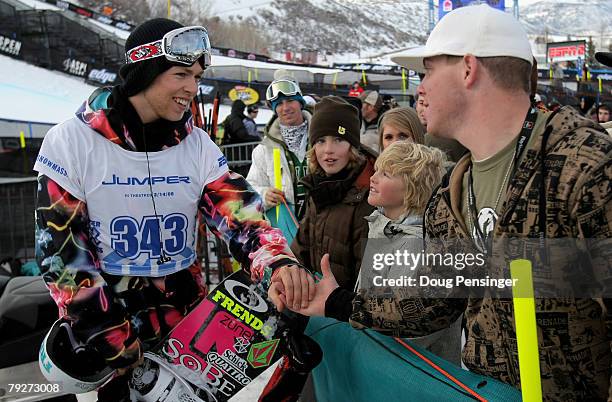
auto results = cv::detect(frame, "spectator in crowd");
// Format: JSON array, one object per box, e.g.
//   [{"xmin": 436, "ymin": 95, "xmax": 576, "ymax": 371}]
[
  {"xmin": 222, "ymin": 99, "xmax": 260, "ymax": 143},
  {"xmin": 391, "ymin": 5, "xmax": 611, "ymax": 400},
  {"xmin": 348, "ymin": 81, "xmax": 365, "ymax": 97},
  {"xmin": 382, "ymin": 94, "xmax": 400, "ymax": 110},
  {"xmin": 303, "ymin": 94, "xmax": 319, "ymax": 107},
  {"xmin": 598, "ymin": 104, "xmax": 610, "ymax": 123},
  {"xmin": 359, "ymin": 90, "xmax": 384, "ymax": 152},
  {"xmin": 579, "ymin": 96, "xmax": 596, "ymax": 116},
  {"xmin": 595, "ymin": 52, "xmax": 612, "ymax": 135},
  {"xmin": 268, "ymin": 96, "xmax": 376, "ymax": 400},
  {"xmin": 415, "ymin": 93, "xmax": 428, "ymax": 128},
  {"xmin": 342, "ymin": 94, "xmax": 363, "ymax": 120},
  {"xmin": 246, "ymin": 77, "xmax": 312, "ymax": 242},
  {"xmin": 243, "ymin": 104, "xmax": 261, "ymax": 139},
  {"xmin": 377, "ymin": 107, "xmax": 425, "ymax": 151},
  {"xmin": 407, "ymin": 94, "xmax": 416, "ymax": 108}
]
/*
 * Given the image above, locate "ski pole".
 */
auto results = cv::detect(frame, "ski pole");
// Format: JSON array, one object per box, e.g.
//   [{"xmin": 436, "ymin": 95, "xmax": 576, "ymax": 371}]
[
  {"xmin": 211, "ymin": 91, "xmax": 220, "ymax": 139},
  {"xmin": 393, "ymin": 337, "xmax": 487, "ymax": 402},
  {"xmin": 207, "ymin": 108, "xmax": 213, "ymax": 134},
  {"xmin": 190, "ymin": 100, "xmax": 200, "ymax": 128},
  {"xmin": 198, "ymin": 88, "xmax": 205, "ymax": 129},
  {"xmin": 281, "ymin": 197, "xmax": 299, "ymax": 229}
]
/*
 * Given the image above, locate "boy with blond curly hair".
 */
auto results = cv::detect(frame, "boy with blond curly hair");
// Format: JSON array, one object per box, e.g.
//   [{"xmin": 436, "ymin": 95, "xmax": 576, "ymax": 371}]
[{"xmin": 291, "ymin": 141, "xmax": 462, "ymax": 363}]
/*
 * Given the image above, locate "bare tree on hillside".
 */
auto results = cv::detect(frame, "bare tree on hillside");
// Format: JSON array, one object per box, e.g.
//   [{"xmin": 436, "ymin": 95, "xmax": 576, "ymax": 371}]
[
  {"xmin": 174, "ymin": 1, "xmax": 213, "ymax": 25},
  {"xmin": 205, "ymin": 17, "xmax": 271, "ymax": 55},
  {"xmin": 155, "ymin": 1, "xmax": 271, "ymax": 54},
  {"xmin": 587, "ymin": 36, "xmax": 596, "ymax": 66},
  {"xmin": 145, "ymin": 0, "xmax": 212, "ymax": 24},
  {"xmin": 146, "ymin": 0, "xmax": 167, "ymax": 19}
]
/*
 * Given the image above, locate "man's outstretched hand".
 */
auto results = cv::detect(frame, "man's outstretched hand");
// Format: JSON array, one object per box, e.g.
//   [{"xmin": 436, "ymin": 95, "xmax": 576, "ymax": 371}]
[
  {"xmin": 270, "ymin": 254, "xmax": 339, "ymax": 317},
  {"xmin": 268, "ymin": 263, "xmax": 315, "ymax": 312}
]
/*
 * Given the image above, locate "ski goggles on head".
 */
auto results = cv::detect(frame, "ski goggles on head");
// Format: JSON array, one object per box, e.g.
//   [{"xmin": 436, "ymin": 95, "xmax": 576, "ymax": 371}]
[
  {"xmin": 265, "ymin": 79, "xmax": 302, "ymax": 102},
  {"xmin": 125, "ymin": 26, "xmax": 212, "ymax": 68}
]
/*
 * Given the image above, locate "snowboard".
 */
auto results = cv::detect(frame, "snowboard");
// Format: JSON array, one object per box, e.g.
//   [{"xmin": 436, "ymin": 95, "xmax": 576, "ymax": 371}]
[{"xmin": 131, "ymin": 269, "xmax": 290, "ymax": 402}]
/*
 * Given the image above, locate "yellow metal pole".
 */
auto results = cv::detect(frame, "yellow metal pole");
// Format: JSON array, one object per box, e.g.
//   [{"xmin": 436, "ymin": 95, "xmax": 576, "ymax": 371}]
[
  {"xmin": 511, "ymin": 259, "xmax": 543, "ymax": 402},
  {"xmin": 167, "ymin": 0, "xmax": 171, "ymax": 18},
  {"xmin": 273, "ymin": 148, "xmax": 282, "ymax": 221},
  {"xmin": 599, "ymin": 77, "xmax": 603, "ymax": 93}
]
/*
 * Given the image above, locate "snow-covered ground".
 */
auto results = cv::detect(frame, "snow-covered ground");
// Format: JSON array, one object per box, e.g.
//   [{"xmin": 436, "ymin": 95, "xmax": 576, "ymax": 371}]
[
  {"xmin": 0, "ymin": 55, "xmax": 97, "ymax": 124},
  {"xmin": 13, "ymin": 0, "xmax": 60, "ymax": 10}
]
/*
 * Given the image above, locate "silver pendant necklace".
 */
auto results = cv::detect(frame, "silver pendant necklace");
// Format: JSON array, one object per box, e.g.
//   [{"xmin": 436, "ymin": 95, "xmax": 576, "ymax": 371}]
[{"xmin": 466, "ymin": 147, "xmax": 517, "ymax": 240}]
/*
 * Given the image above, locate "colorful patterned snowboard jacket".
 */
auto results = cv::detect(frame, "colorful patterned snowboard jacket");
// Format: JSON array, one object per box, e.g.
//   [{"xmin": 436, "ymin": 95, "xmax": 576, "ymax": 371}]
[{"xmin": 34, "ymin": 87, "xmax": 299, "ymax": 370}]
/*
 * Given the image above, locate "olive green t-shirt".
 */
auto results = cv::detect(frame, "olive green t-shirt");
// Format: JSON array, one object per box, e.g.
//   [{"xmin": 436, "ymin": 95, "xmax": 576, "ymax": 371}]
[{"xmin": 461, "ymin": 111, "xmax": 546, "ymax": 248}]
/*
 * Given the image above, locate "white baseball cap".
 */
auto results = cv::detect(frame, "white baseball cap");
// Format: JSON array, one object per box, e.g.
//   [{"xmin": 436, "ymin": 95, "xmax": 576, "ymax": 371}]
[
  {"xmin": 595, "ymin": 52, "xmax": 612, "ymax": 67},
  {"xmin": 391, "ymin": 4, "xmax": 533, "ymax": 73}
]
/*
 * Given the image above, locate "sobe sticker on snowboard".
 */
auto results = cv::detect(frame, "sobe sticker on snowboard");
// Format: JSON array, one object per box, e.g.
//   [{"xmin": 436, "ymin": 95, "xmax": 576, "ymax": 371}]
[{"xmin": 131, "ymin": 269, "xmax": 289, "ymax": 402}]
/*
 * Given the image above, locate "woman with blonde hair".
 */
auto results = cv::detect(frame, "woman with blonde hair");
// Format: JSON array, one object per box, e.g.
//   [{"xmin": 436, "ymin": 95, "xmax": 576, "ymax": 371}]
[{"xmin": 377, "ymin": 107, "xmax": 425, "ymax": 151}]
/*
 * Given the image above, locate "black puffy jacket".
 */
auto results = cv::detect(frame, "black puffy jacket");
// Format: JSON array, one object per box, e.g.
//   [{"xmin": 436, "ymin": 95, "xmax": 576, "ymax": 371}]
[{"xmin": 223, "ymin": 100, "xmax": 259, "ymax": 144}]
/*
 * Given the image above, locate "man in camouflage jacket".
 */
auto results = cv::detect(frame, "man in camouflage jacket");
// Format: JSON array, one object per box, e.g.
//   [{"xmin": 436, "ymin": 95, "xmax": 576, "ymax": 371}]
[{"xmin": 386, "ymin": 5, "xmax": 612, "ymax": 401}]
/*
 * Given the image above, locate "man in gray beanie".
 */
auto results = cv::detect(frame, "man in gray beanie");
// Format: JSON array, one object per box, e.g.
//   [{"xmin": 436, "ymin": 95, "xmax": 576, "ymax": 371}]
[{"xmin": 34, "ymin": 18, "xmax": 315, "ymax": 401}]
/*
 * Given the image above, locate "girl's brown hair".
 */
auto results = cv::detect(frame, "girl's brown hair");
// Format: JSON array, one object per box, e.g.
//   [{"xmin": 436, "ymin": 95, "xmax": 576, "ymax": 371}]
[{"xmin": 377, "ymin": 107, "xmax": 425, "ymax": 151}]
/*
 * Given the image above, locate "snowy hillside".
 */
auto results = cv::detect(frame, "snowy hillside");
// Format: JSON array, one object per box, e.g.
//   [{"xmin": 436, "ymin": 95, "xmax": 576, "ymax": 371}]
[
  {"xmin": 18, "ymin": 0, "xmax": 611, "ymax": 60},
  {"xmin": 210, "ymin": 0, "xmax": 427, "ymax": 58},
  {"xmin": 208, "ymin": 0, "xmax": 612, "ymax": 58},
  {"xmin": 520, "ymin": 0, "xmax": 612, "ymax": 36}
]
